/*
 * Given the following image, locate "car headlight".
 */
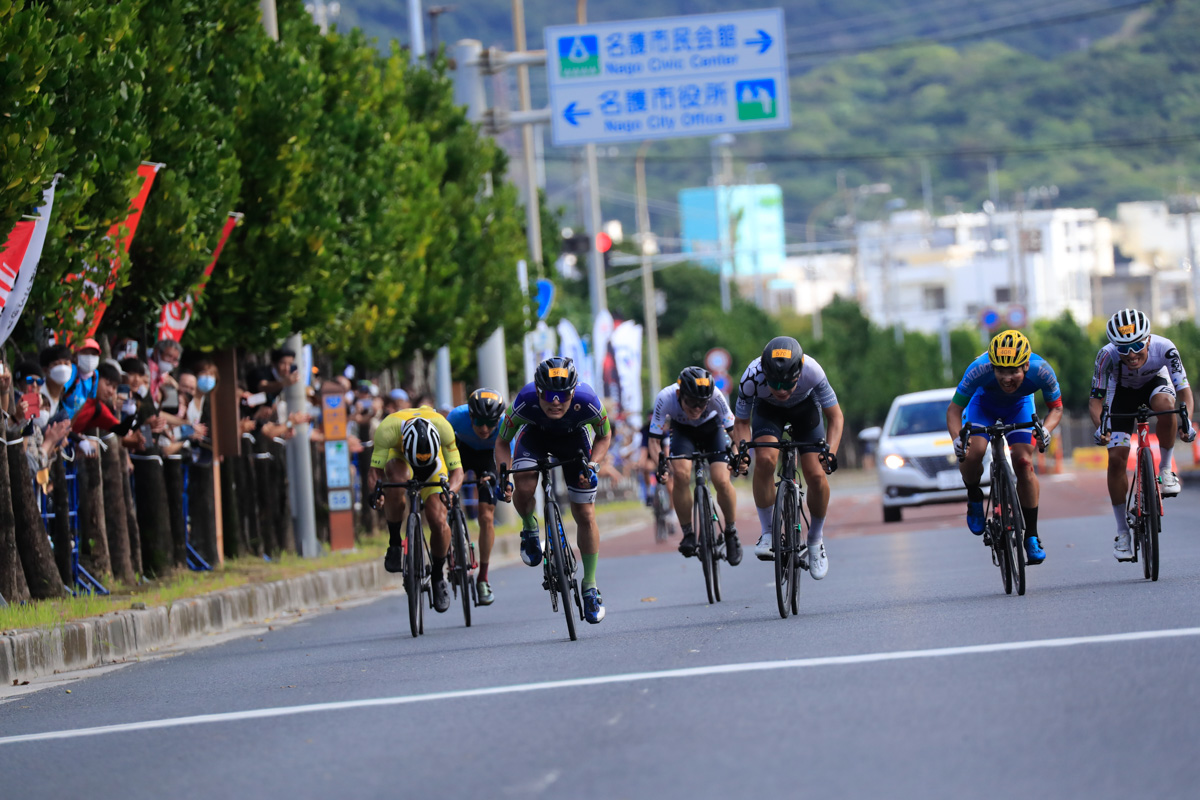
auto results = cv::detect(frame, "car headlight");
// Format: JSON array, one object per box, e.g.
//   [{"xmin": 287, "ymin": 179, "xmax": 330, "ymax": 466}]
[{"xmin": 883, "ymin": 453, "xmax": 906, "ymax": 470}]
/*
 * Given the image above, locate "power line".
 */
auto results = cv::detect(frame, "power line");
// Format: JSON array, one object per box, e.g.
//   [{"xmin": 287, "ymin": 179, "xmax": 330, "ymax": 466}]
[
  {"xmin": 547, "ymin": 132, "xmax": 1200, "ymax": 163},
  {"xmin": 788, "ymin": 0, "xmax": 1157, "ymax": 60}
]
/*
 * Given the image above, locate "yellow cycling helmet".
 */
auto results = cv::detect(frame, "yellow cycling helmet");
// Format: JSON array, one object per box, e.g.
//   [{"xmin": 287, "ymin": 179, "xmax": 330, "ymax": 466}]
[{"xmin": 989, "ymin": 329, "xmax": 1032, "ymax": 368}]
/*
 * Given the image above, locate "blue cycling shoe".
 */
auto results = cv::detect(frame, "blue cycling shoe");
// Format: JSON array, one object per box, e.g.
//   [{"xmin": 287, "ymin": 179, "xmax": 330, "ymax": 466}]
[
  {"xmin": 1025, "ymin": 534, "xmax": 1046, "ymax": 565},
  {"xmin": 520, "ymin": 523, "xmax": 542, "ymax": 567},
  {"xmin": 966, "ymin": 501, "xmax": 986, "ymax": 535},
  {"xmin": 582, "ymin": 587, "xmax": 605, "ymax": 624}
]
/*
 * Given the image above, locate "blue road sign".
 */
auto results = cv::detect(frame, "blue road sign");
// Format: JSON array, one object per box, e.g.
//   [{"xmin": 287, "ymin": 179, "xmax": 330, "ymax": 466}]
[
  {"xmin": 535, "ymin": 279, "xmax": 556, "ymax": 320},
  {"xmin": 545, "ymin": 9, "xmax": 790, "ymax": 146}
]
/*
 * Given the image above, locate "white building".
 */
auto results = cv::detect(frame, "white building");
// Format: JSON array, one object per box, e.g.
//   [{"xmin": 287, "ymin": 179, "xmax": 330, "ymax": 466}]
[
  {"xmin": 855, "ymin": 208, "xmax": 1114, "ymax": 334},
  {"xmin": 735, "ymin": 253, "xmax": 855, "ymax": 316},
  {"xmin": 1106, "ymin": 201, "xmax": 1199, "ymax": 324}
]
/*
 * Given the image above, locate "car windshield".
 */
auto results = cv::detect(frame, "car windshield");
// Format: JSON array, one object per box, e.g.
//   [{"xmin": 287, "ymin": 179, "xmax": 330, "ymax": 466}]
[{"xmin": 888, "ymin": 400, "xmax": 947, "ymax": 437}]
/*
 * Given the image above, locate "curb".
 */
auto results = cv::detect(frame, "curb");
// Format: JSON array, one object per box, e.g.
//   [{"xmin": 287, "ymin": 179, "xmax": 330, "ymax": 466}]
[{"xmin": 0, "ymin": 561, "xmax": 401, "ymax": 686}]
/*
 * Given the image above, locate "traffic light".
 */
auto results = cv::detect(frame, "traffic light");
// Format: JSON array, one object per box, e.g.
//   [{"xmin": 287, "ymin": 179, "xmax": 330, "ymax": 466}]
[{"xmin": 562, "ymin": 232, "xmax": 590, "ymax": 255}]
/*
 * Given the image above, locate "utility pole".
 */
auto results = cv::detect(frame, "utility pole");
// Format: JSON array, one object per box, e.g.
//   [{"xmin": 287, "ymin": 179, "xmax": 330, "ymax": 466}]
[
  {"xmin": 578, "ymin": 0, "xmax": 606, "ymax": 314},
  {"xmin": 427, "ymin": 5, "xmax": 455, "ymax": 66},
  {"xmin": 636, "ymin": 141, "xmax": 662, "ymax": 394},
  {"xmin": 259, "ymin": 0, "xmax": 319, "ymax": 557},
  {"xmin": 512, "ymin": 0, "xmax": 544, "ymax": 275},
  {"xmin": 408, "ymin": 0, "xmax": 426, "ymax": 64},
  {"xmin": 712, "ymin": 134, "xmax": 735, "ymax": 312}
]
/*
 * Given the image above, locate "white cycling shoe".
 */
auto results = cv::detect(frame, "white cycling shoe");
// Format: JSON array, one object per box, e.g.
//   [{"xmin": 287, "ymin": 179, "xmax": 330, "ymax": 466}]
[
  {"xmin": 1160, "ymin": 469, "xmax": 1181, "ymax": 498},
  {"xmin": 807, "ymin": 542, "xmax": 829, "ymax": 580},
  {"xmin": 754, "ymin": 533, "xmax": 774, "ymax": 561},
  {"xmin": 1113, "ymin": 530, "xmax": 1133, "ymax": 562}
]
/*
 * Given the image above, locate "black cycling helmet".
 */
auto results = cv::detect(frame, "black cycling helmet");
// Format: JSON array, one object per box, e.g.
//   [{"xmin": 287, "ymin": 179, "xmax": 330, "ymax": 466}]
[
  {"xmin": 534, "ymin": 356, "xmax": 578, "ymax": 394},
  {"xmin": 761, "ymin": 336, "xmax": 803, "ymax": 387},
  {"xmin": 467, "ymin": 387, "xmax": 505, "ymax": 423},
  {"xmin": 677, "ymin": 366, "xmax": 715, "ymax": 402}
]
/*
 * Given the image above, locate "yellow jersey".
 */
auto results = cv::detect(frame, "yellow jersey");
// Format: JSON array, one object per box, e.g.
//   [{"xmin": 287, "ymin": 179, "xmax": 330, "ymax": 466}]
[{"xmin": 370, "ymin": 406, "xmax": 462, "ymax": 472}]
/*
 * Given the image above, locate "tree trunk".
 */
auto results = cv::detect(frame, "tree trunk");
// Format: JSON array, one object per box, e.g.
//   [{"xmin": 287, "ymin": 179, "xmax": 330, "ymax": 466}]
[
  {"xmin": 236, "ymin": 452, "xmax": 261, "ymax": 557},
  {"xmin": 218, "ymin": 457, "xmax": 241, "ymax": 560},
  {"xmin": 121, "ymin": 445, "xmax": 143, "ymax": 578},
  {"xmin": 133, "ymin": 456, "xmax": 173, "ymax": 579},
  {"xmin": 100, "ymin": 438, "xmax": 135, "ymax": 585},
  {"xmin": 48, "ymin": 455, "xmax": 73, "ymax": 585},
  {"xmin": 7, "ymin": 442, "xmax": 67, "ymax": 599},
  {"xmin": 163, "ymin": 457, "xmax": 188, "ymax": 568},
  {"xmin": 270, "ymin": 438, "xmax": 295, "ymax": 554},
  {"xmin": 0, "ymin": 436, "xmax": 31, "ymax": 604},
  {"xmin": 187, "ymin": 462, "xmax": 218, "ymax": 566},
  {"xmin": 77, "ymin": 452, "xmax": 111, "ymax": 580},
  {"xmin": 252, "ymin": 436, "xmax": 279, "ymax": 557}
]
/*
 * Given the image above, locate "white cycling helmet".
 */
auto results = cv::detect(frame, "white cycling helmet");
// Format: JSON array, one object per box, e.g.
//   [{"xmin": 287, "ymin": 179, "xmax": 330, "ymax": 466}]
[
  {"xmin": 1106, "ymin": 308, "xmax": 1151, "ymax": 346},
  {"xmin": 401, "ymin": 417, "xmax": 441, "ymax": 472}
]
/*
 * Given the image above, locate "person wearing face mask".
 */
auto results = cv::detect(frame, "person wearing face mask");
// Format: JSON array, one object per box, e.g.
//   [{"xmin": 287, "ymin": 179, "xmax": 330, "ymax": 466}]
[
  {"xmin": 38, "ymin": 344, "xmax": 76, "ymax": 421},
  {"xmin": 118, "ymin": 358, "xmax": 165, "ymax": 453},
  {"xmin": 14, "ymin": 361, "xmax": 71, "ymax": 479},
  {"xmin": 147, "ymin": 339, "xmax": 183, "ymax": 406},
  {"xmin": 62, "ymin": 338, "xmax": 102, "ymax": 419}
]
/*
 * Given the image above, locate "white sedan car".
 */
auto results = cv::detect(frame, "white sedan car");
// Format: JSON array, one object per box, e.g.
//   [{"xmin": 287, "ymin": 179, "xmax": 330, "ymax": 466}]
[{"xmin": 860, "ymin": 387, "xmax": 991, "ymax": 523}]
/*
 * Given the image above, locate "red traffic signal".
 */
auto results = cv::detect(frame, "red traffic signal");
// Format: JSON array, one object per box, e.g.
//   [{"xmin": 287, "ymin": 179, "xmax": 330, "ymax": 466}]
[{"xmin": 595, "ymin": 231, "xmax": 612, "ymax": 253}]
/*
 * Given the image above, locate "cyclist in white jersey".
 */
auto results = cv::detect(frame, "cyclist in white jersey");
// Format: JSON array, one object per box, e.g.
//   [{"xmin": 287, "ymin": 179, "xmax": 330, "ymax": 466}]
[
  {"xmin": 732, "ymin": 336, "xmax": 843, "ymax": 579},
  {"xmin": 1089, "ymin": 309, "xmax": 1195, "ymax": 560},
  {"xmin": 646, "ymin": 367, "xmax": 743, "ymax": 565}
]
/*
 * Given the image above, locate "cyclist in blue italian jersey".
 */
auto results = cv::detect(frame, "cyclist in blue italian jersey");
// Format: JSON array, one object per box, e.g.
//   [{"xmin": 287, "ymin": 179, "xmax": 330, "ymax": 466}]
[
  {"xmin": 447, "ymin": 388, "xmax": 506, "ymax": 605},
  {"xmin": 494, "ymin": 357, "xmax": 613, "ymax": 624},
  {"xmin": 945, "ymin": 330, "xmax": 1064, "ymax": 564}
]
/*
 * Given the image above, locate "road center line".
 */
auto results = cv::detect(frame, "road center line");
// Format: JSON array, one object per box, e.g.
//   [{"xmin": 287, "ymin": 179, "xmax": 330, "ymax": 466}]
[{"xmin": 4, "ymin": 626, "xmax": 1199, "ymax": 745}]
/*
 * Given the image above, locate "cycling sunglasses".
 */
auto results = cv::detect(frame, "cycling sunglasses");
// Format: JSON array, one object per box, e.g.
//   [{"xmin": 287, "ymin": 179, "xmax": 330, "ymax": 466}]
[
  {"xmin": 471, "ymin": 416, "xmax": 500, "ymax": 428},
  {"xmin": 1116, "ymin": 339, "xmax": 1148, "ymax": 355},
  {"xmin": 767, "ymin": 377, "xmax": 798, "ymax": 391},
  {"xmin": 681, "ymin": 395, "xmax": 708, "ymax": 410},
  {"xmin": 540, "ymin": 389, "xmax": 573, "ymax": 404}
]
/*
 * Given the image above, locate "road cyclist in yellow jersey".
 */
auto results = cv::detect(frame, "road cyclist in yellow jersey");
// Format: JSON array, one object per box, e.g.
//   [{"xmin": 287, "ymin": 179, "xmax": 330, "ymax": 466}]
[{"xmin": 368, "ymin": 405, "xmax": 464, "ymax": 614}]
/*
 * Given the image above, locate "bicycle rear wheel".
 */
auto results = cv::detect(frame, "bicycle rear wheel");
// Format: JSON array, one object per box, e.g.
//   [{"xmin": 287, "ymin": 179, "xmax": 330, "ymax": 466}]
[
  {"xmin": 655, "ymin": 485, "xmax": 670, "ymax": 543},
  {"xmin": 790, "ymin": 506, "xmax": 803, "ymax": 616},
  {"xmin": 452, "ymin": 506, "xmax": 472, "ymax": 627},
  {"xmin": 695, "ymin": 484, "xmax": 714, "ymax": 604},
  {"xmin": 406, "ymin": 511, "xmax": 423, "ymax": 638},
  {"xmin": 709, "ymin": 496, "xmax": 722, "ymax": 604},
  {"xmin": 1139, "ymin": 448, "xmax": 1160, "ymax": 581},
  {"xmin": 547, "ymin": 501, "xmax": 577, "ymax": 641},
  {"xmin": 989, "ymin": 477, "xmax": 1012, "ymax": 596},
  {"xmin": 773, "ymin": 483, "xmax": 794, "ymax": 619}
]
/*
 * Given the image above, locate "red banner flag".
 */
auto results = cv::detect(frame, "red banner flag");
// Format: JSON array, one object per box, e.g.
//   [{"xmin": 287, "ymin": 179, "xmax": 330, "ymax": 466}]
[
  {"xmin": 62, "ymin": 162, "xmax": 163, "ymax": 344},
  {"xmin": 0, "ymin": 178, "xmax": 59, "ymax": 347},
  {"xmin": 157, "ymin": 212, "xmax": 241, "ymax": 342}
]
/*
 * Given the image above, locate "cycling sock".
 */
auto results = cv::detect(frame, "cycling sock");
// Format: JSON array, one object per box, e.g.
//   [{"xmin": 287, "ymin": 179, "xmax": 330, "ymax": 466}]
[
  {"xmin": 808, "ymin": 516, "xmax": 825, "ymax": 547},
  {"xmin": 757, "ymin": 506, "xmax": 773, "ymax": 535},
  {"xmin": 1160, "ymin": 446, "xmax": 1174, "ymax": 472},
  {"xmin": 1022, "ymin": 506, "xmax": 1039, "ymax": 539},
  {"xmin": 966, "ymin": 484, "xmax": 984, "ymax": 503},
  {"xmin": 1113, "ymin": 504, "xmax": 1129, "ymax": 532},
  {"xmin": 581, "ymin": 553, "xmax": 598, "ymax": 590},
  {"xmin": 387, "ymin": 521, "xmax": 404, "ymax": 549},
  {"xmin": 478, "ymin": 562, "xmax": 489, "ymax": 582},
  {"xmin": 432, "ymin": 556, "xmax": 446, "ymax": 578},
  {"xmin": 681, "ymin": 523, "xmax": 694, "ymax": 535},
  {"xmin": 519, "ymin": 510, "xmax": 538, "ymax": 531}
]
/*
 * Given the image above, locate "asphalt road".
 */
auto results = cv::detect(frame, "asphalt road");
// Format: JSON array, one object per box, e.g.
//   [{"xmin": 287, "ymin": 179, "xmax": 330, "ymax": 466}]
[{"xmin": 3, "ymin": 474, "xmax": 1200, "ymax": 799}]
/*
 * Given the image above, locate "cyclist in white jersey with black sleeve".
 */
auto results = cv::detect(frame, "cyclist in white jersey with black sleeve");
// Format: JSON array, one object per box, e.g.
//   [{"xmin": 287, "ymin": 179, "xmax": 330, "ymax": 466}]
[
  {"xmin": 732, "ymin": 336, "xmax": 843, "ymax": 579},
  {"xmin": 646, "ymin": 366, "xmax": 743, "ymax": 565}
]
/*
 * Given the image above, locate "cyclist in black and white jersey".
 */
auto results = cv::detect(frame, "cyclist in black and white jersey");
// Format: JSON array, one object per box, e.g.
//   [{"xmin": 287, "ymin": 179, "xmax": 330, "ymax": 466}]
[
  {"xmin": 1089, "ymin": 309, "xmax": 1195, "ymax": 560},
  {"xmin": 732, "ymin": 336, "xmax": 843, "ymax": 579},
  {"xmin": 646, "ymin": 367, "xmax": 743, "ymax": 566}
]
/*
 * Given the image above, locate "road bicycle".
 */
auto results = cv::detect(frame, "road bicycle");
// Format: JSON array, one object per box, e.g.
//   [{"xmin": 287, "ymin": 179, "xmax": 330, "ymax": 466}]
[
  {"xmin": 1102, "ymin": 403, "xmax": 1190, "ymax": 581},
  {"xmin": 446, "ymin": 477, "xmax": 494, "ymax": 626},
  {"xmin": 373, "ymin": 477, "xmax": 455, "ymax": 638},
  {"xmin": 661, "ymin": 449, "xmax": 729, "ymax": 605},
  {"xmin": 956, "ymin": 416, "xmax": 1046, "ymax": 597},
  {"xmin": 740, "ymin": 432, "xmax": 831, "ymax": 619},
  {"xmin": 499, "ymin": 455, "xmax": 586, "ymax": 641},
  {"xmin": 651, "ymin": 474, "xmax": 674, "ymax": 544}
]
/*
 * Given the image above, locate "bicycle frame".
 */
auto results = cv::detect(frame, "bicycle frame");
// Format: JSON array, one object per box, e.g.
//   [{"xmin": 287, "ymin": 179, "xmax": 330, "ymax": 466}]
[{"xmin": 665, "ymin": 449, "xmax": 730, "ymax": 603}]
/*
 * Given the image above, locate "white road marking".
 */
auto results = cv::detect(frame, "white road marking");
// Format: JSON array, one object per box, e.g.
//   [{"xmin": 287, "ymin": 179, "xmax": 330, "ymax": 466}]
[{"xmin": 4, "ymin": 626, "xmax": 1200, "ymax": 745}]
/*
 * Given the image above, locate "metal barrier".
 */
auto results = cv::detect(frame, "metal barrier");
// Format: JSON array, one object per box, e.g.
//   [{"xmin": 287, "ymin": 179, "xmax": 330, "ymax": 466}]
[
  {"xmin": 180, "ymin": 459, "xmax": 212, "ymax": 571},
  {"xmin": 38, "ymin": 445, "xmax": 109, "ymax": 596}
]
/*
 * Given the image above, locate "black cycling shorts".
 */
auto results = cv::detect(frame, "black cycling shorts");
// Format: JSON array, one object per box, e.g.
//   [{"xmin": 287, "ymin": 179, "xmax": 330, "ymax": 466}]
[
  {"xmin": 459, "ymin": 445, "xmax": 497, "ymax": 505},
  {"xmin": 750, "ymin": 396, "xmax": 825, "ymax": 443},
  {"xmin": 668, "ymin": 419, "xmax": 731, "ymax": 464},
  {"xmin": 1111, "ymin": 376, "xmax": 1175, "ymax": 435}
]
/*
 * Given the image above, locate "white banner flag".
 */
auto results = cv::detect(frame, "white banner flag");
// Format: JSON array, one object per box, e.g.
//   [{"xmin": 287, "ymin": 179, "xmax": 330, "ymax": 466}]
[
  {"xmin": 557, "ymin": 319, "xmax": 593, "ymax": 388},
  {"xmin": 0, "ymin": 177, "xmax": 59, "ymax": 347},
  {"xmin": 524, "ymin": 320, "xmax": 558, "ymax": 385},
  {"xmin": 610, "ymin": 319, "xmax": 644, "ymax": 415}
]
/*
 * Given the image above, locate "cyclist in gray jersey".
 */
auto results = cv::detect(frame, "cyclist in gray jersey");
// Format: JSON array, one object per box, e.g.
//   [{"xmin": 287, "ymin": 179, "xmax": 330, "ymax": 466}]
[
  {"xmin": 646, "ymin": 367, "xmax": 742, "ymax": 565},
  {"xmin": 1089, "ymin": 309, "xmax": 1195, "ymax": 560},
  {"xmin": 732, "ymin": 336, "xmax": 844, "ymax": 579}
]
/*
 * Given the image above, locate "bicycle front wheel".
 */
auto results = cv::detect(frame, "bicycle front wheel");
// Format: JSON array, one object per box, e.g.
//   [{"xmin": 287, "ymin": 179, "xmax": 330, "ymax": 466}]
[
  {"xmin": 1139, "ymin": 448, "xmax": 1160, "ymax": 581},
  {"xmin": 547, "ymin": 501, "xmax": 577, "ymax": 641},
  {"xmin": 1002, "ymin": 470, "xmax": 1026, "ymax": 597},
  {"xmin": 773, "ymin": 483, "xmax": 794, "ymax": 619},
  {"xmin": 695, "ymin": 484, "xmax": 715, "ymax": 604},
  {"xmin": 655, "ymin": 486, "xmax": 670, "ymax": 543},
  {"xmin": 406, "ymin": 511, "xmax": 423, "ymax": 638},
  {"xmin": 452, "ymin": 506, "xmax": 472, "ymax": 627}
]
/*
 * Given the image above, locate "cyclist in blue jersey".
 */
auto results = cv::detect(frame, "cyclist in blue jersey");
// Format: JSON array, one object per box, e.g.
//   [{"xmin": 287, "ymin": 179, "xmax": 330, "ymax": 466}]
[
  {"xmin": 494, "ymin": 357, "xmax": 613, "ymax": 624},
  {"xmin": 945, "ymin": 330, "xmax": 1064, "ymax": 564},
  {"xmin": 447, "ymin": 388, "xmax": 506, "ymax": 605}
]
